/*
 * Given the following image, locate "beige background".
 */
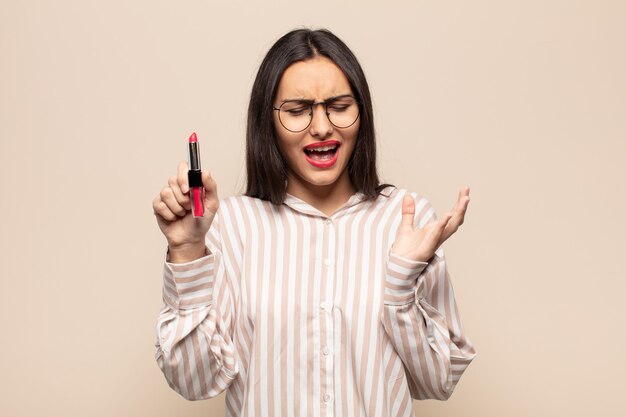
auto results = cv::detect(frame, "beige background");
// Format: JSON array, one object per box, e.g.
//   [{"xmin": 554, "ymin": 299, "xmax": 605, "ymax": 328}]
[{"xmin": 1, "ymin": 0, "xmax": 624, "ymax": 416}]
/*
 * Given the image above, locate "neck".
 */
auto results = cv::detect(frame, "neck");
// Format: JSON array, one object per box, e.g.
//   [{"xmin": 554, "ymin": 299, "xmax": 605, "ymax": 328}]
[{"xmin": 286, "ymin": 170, "xmax": 357, "ymax": 217}]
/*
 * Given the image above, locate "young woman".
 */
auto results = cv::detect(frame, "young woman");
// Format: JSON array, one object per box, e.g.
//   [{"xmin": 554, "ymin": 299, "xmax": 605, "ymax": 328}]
[{"xmin": 152, "ymin": 28, "xmax": 476, "ymax": 417}]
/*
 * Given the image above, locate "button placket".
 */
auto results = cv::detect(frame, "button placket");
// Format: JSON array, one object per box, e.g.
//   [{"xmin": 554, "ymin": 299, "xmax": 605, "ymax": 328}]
[{"xmin": 320, "ymin": 216, "xmax": 336, "ymax": 413}]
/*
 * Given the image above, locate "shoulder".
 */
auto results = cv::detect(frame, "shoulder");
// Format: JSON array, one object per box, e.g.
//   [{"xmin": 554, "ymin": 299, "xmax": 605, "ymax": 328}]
[
  {"xmin": 216, "ymin": 194, "xmax": 274, "ymax": 218},
  {"xmin": 220, "ymin": 194, "xmax": 259, "ymax": 208},
  {"xmin": 209, "ymin": 194, "xmax": 266, "ymax": 242}
]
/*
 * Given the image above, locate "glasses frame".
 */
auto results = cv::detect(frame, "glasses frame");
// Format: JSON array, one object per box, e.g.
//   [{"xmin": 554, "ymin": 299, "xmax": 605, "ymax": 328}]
[{"xmin": 272, "ymin": 94, "xmax": 360, "ymax": 133}]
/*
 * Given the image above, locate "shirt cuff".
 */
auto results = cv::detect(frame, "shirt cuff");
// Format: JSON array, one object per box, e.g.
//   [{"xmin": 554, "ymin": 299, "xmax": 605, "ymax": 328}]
[
  {"xmin": 162, "ymin": 246, "xmax": 215, "ymax": 310},
  {"xmin": 384, "ymin": 249, "xmax": 429, "ymax": 305}
]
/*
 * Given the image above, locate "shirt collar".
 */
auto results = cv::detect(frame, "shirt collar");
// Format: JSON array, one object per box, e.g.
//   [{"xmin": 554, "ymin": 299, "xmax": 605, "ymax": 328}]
[{"xmin": 283, "ymin": 185, "xmax": 395, "ymax": 218}]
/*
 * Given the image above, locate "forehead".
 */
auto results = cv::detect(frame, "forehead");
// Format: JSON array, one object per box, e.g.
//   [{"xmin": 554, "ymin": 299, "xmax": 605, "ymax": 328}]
[{"xmin": 275, "ymin": 56, "xmax": 352, "ymax": 100}]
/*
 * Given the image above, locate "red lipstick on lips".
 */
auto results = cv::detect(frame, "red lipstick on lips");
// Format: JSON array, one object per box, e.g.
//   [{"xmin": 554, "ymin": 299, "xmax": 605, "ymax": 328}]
[
  {"xmin": 187, "ymin": 132, "xmax": 204, "ymax": 217},
  {"xmin": 303, "ymin": 140, "xmax": 341, "ymax": 168}
]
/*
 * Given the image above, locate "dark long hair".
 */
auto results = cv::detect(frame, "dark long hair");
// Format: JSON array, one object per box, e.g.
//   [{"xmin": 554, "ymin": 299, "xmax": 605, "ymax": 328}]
[{"xmin": 245, "ymin": 28, "xmax": 393, "ymax": 205}]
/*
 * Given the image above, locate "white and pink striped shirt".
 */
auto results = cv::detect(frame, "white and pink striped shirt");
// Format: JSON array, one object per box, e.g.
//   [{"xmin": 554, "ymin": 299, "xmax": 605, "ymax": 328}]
[{"xmin": 155, "ymin": 185, "xmax": 477, "ymax": 417}]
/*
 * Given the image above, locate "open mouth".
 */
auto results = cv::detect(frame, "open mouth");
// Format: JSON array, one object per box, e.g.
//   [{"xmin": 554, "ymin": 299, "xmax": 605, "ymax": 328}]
[{"xmin": 303, "ymin": 143, "xmax": 340, "ymax": 162}]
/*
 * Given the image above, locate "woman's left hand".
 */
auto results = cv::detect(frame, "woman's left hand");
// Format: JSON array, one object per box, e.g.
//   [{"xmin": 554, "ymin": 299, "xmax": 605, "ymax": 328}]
[{"xmin": 390, "ymin": 187, "xmax": 470, "ymax": 263}]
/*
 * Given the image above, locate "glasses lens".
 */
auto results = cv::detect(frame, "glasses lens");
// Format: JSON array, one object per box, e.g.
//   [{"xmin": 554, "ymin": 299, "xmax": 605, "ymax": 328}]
[
  {"xmin": 327, "ymin": 96, "xmax": 359, "ymax": 128},
  {"xmin": 279, "ymin": 102, "xmax": 312, "ymax": 132},
  {"xmin": 278, "ymin": 96, "xmax": 360, "ymax": 132}
]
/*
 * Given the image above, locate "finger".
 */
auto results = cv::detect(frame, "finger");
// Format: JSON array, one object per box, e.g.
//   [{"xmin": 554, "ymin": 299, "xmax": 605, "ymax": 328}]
[
  {"xmin": 401, "ymin": 193, "xmax": 415, "ymax": 227},
  {"xmin": 429, "ymin": 212, "xmax": 453, "ymax": 246},
  {"xmin": 160, "ymin": 186, "xmax": 187, "ymax": 217},
  {"xmin": 454, "ymin": 186, "xmax": 470, "ymax": 211},
  {"xmin": 451, "ymin": 194, "xmax": 470, "ymax": 226},
  {"xmin": 152, "ymin": 196, "xmax": 177, "ymax": 222},
  {"xmin": 168, "ymin": 175, "xmax": 191, "ymax": 210},
  {"xmin": 442, "ymin": 193, "xmax": 470, "ymax": 242},
  {"xmin": 177, "ymin": 161, "xmax": 190, "ymax": 193},
  {"xmin": 416, "ymin": 215, "xmax": 451, "ymax": 260}
]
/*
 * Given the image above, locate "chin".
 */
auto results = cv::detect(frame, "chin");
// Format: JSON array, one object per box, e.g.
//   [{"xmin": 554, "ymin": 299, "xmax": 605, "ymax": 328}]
[{"xmin": 300, "ymin": 168, "xmax": 344, "ymax": 188}]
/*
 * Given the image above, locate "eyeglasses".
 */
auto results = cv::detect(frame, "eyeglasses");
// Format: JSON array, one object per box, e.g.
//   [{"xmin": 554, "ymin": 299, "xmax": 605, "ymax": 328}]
[{"xmin": 272, "ymin": 94, "xmax": 360, "ymax": 133}]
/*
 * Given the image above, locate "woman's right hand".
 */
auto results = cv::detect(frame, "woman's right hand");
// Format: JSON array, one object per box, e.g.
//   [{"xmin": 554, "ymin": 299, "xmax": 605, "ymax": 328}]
[{"xmin": 152, "ymin": 161, "xmax": 219, "ymax": 252}]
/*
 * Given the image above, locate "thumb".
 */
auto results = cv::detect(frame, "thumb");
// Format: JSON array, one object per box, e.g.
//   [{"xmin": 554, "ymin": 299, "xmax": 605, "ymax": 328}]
[
  {"xmin": 401, "ymin": 193, "xmax": 415, "ymax": 227},
  {"xmin": 201, "ymin": 170, "xmax": 218, "ymax": 197},
  {"xmin": 201, "ymin": 170, "xmax": 219, "ymax": 216}
]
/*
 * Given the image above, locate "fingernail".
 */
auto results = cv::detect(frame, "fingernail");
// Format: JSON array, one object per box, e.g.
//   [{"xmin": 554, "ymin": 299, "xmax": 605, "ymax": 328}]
[{"xmin": 182, "ymin": 184, "xmax": 189, "ymax": 193}]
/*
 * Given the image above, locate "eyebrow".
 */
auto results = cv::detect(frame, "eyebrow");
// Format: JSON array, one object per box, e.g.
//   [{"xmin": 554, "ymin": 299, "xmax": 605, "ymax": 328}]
[{"xmin": 279, "ymin": 93, "xmax": 354, "ymax": 105}]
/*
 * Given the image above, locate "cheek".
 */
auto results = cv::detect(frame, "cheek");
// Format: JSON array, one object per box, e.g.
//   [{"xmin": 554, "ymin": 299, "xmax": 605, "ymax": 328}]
[
  {"xmin": 343, "ymin": 126, "xmax": 359, "ymax": 155},
  {"xmin": 348, "ymin": 118, "xmax": 360, "ymax": 139},
  {"xmin": 274, "ymin": 131, "xmax": 302, "ymax": 166}
]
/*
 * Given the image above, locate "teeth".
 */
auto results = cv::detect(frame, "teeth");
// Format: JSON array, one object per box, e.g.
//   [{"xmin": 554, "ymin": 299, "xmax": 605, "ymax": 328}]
[{"xmin": 306, "ymin": 144, "xmax": 337, "ymax": 152}]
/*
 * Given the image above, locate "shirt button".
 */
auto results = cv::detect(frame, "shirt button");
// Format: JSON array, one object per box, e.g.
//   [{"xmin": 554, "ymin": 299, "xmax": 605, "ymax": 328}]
[
  {"xmin": 325, "ymin": 218, "xmax": 333, "ymax": 225},
  {"xmin": 322, "ymin": 346, "xmax": 330, "ymax": 355},
  {"xmin": 323, "ymin": 393, "xmax": 331, "ymax": 403},
  {"xmin": 320, "ymin": 301, "xmax": 327, "ymax": 310},
  {"xmin": 324, "ymin": 258, "xmax": 332, "ymax": 267}
]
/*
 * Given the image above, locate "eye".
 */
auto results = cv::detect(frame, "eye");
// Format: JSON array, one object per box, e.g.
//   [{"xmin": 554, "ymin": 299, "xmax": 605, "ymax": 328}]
[
  {"xmin": 286, "ymin": 107, "xmax": 308, "ymax": 116},
  {"xmin": 327, "ymin": 97, "xmax": 356, "ymax": 112},
  {"xmin": 329, "ymin": 105, "xmax": 349, "ymax": 112},
  {"xmin": 281, "ymin": 102, "xmax": 311, "ymax": 116}
]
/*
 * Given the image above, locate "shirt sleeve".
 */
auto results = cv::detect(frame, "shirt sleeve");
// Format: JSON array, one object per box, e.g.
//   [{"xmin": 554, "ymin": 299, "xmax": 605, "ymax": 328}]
[
  {"xmin": 154, "ymin": 212, "xmax": 239, "ymax": 400},
  {"xmin": 381, "ymin": 193, "xmax": 477, "ymax": 400}
]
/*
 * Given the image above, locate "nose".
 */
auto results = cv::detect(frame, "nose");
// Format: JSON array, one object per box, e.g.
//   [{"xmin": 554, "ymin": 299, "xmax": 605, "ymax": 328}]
[{"xmin": 309, "ymin": 103, "xmax": 333, "ymax": 137}]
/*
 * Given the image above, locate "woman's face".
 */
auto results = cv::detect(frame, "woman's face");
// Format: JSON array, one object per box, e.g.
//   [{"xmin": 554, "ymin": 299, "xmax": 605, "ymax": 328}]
[{"xmin": 273, "ymin": 56, "xmax": 359, "ymax": 197}]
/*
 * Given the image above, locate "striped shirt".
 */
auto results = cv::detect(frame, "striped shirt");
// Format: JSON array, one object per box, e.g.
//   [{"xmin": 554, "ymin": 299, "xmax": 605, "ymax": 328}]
[{"xmin": 155, "ymin": 185, "xmax": 477, "ymax": 417}]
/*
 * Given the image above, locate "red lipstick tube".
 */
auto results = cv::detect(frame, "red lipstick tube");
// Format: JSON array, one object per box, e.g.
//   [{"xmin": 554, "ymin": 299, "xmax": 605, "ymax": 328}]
[{"xmin": 187, "ymin": 132, "xmax": 204, "ymax": 217}]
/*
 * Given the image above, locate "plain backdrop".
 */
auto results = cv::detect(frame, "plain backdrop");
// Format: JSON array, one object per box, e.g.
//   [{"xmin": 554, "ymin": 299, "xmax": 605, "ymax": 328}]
[{"xmin": 1, "ymin": 0, "xmax": 625, "ymax": 416}]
